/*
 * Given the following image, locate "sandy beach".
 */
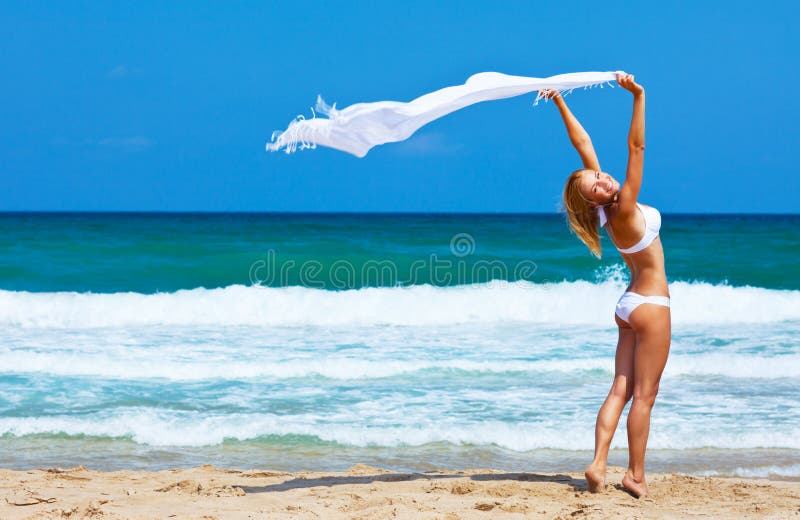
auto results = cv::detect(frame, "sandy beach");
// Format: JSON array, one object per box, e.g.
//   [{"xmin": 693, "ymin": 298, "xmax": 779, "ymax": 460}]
[{"xmin": 1, "ymin": 464, "xmax": 798, "ymax": 519}]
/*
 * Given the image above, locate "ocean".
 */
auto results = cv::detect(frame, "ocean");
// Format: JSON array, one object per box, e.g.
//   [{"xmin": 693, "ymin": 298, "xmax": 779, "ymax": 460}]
[{"xmin": 1, "ymin": 212, "xmax": 798, "ymax": 478}]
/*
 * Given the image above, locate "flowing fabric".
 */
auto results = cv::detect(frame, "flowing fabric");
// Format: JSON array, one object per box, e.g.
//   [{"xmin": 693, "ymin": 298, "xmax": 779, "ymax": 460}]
[{"xmin": 266, "ymin": 71, "xmax": 622, "ymax": 158}]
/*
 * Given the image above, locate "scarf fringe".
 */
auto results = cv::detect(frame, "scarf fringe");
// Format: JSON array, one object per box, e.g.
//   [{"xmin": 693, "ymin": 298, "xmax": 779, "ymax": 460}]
[{"xmin": 532, "ymin": 80, "xmax": 615, "ymax": 107}]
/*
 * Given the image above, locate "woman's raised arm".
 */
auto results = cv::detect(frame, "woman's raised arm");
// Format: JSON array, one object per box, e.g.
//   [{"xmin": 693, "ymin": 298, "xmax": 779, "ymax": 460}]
[
  {"xmin": 542, "ymin": 90, "xmax": 601, "ymax": 171},
  {"xmin": 616, "ymin": 74, "xmax": 645, "ymax": 215}
]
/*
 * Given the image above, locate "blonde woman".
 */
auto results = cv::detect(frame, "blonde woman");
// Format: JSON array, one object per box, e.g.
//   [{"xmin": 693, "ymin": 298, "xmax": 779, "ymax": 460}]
[{"xmin": 542, "ymin": 74, "xmax": 670, "ymax": 498}]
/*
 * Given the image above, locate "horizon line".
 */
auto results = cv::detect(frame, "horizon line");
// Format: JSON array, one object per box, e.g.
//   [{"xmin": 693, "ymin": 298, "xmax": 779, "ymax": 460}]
[{"xmin": 0, "ymin": 210, "xmax": 798, "ymax": 217}]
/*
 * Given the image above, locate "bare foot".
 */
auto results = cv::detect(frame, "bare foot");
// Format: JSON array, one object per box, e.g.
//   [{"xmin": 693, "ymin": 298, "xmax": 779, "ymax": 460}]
[
  {"xmin": 621, "ymin": 469, "xmax": 649, "ymax": 498},
  {"xmin": 584, "ymin": 463, "xmax": 606, "ymax": 493}
]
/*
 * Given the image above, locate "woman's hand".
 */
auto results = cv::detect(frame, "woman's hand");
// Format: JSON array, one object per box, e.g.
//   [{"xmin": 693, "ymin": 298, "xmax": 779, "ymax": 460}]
[
  {"xmin": 538, "ymin": 89, "xmax": 562, "ymax": 101},
  {"xmin": 616, "ymin": 73, "xmax": 644, "ymax": 96}
]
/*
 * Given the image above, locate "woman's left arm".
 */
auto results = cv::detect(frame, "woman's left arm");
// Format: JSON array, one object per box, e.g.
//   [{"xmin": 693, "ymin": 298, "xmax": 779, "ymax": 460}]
[{"xmin": 617, "ymin": 74, "xmax": 645, "ymax": 216}]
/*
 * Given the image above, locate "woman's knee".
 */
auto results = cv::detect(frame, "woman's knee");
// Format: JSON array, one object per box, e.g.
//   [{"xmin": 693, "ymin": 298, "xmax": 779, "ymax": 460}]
[
  {"xmin": 632, "ymin": 383, "xmax": 660, "ymax": 407},
  {"xmin": 609, "ymin": 378, "xmax": 633, "ymax": 402}
]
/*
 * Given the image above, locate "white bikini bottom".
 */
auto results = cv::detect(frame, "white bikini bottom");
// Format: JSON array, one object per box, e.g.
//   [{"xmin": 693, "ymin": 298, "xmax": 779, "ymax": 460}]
[{"xmin": 615, "ymin": 292, "xmax": 670, "ymax": 323}]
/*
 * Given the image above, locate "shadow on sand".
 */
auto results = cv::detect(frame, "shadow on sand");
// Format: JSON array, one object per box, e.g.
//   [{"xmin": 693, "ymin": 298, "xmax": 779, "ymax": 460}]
[{"xmin": 239, "ymin": 471, "xmax": 588, "ymax": 494}]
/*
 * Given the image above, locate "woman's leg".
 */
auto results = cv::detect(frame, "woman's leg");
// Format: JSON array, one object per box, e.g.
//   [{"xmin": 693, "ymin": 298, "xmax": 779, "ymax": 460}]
[
  {"xmin": 624, "ymin": 304, "xmax": 671, "ymax": 497},
  {"xmin": 585, "ymin": 324, "xmax": 636, "ymax": 492}
]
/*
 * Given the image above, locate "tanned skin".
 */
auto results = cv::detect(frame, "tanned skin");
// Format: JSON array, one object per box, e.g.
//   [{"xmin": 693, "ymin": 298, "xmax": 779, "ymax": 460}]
[{"xmin": 542, "ymin": 74, "xmax": 670, "ymax": 498}]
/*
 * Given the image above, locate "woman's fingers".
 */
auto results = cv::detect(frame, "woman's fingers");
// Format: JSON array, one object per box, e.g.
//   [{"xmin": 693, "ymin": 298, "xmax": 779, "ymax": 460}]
[
  {"xmin": 616, "ymin": 73, "xmax": 640, "ymax": 92},
  {"xmin": 538, "ymin": 89, "xmax": 561, "ymax": 100}
]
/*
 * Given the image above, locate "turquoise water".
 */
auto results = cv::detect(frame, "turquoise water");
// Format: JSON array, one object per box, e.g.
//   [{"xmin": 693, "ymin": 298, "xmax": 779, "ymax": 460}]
[
  {"xmin": 2, "ymin": 213, "xmax": 799, "ymax": 292},
  {"xmin": 0, "ymin": 212, "xmax": 799, "ymax": 477}
]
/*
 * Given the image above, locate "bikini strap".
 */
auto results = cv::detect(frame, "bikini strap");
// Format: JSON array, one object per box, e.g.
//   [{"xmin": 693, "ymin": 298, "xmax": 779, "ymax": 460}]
[{"xmin": 596, "ymin": 206, "xmax": 607, "ymax": 228}]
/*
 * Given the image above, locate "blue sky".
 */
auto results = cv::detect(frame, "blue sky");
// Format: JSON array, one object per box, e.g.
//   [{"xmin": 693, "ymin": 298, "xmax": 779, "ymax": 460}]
[{"xmin": 1, "ymin": 1, "xmax": 797, "ymax": 212}]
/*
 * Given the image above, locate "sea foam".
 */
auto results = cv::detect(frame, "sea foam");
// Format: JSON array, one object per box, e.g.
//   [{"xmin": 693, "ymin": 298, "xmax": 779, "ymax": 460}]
[
  {"xmin": 1, "ymin": 410, "xmax": 798, "ymax": 450},
  {"xmin": 2, "ymin": 352, "xmax": 798, "ymax": 381},
  {"xmin": 1, "ymin": 280, "xmax": 798, "ymax": 329}
]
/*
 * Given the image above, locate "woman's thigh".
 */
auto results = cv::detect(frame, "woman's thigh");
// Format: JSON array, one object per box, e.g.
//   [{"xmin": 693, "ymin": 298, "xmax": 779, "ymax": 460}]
[{"xmin": 628, "ymin": 305, "xmax": 671, "ymax": 396}]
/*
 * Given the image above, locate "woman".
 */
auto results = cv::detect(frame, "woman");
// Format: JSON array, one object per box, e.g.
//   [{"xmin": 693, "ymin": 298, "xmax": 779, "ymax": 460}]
[{"xmin": 543, "ymin": 74, "xmax": 670, "ymax": 498}]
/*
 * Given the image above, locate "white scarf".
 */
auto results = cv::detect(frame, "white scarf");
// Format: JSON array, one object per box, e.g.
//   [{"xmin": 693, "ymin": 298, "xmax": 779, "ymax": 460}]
[{"xmin": 266, "ymin": 71, "xmax": 621, "ymax": 158}]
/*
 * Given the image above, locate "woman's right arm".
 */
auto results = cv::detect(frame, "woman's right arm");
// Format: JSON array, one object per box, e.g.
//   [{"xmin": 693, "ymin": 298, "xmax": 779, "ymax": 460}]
[
  {"xmin": 616, "ymin": 74, "xmax": 646, "ymax": 215},
  {"xmin": 543, "ymin": 90, "xmax": 601, "ymax": 171}
]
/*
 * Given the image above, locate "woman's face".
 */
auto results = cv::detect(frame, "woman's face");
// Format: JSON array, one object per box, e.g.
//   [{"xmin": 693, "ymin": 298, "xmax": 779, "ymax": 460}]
[{"xmin": 579, "ymin": 170, "xmax": 620, "ymax": 205}]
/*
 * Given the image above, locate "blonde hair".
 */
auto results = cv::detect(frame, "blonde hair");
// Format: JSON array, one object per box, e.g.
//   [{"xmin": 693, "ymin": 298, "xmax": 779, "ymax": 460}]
[{"xmin": 563, "ymin": 169, "xmax": 602, "ymax": 258}]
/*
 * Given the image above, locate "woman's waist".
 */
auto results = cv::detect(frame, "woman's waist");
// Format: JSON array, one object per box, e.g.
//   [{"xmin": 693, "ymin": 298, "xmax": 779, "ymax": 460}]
[
  {"xmin": 625, "ymin": 277, "xmax": 670, "ymax": 297},
  {"xmin": 625, "ymin": 260, "xmax": 667, "ymax": 280},
  {"xmin": 624, "ymin": 264, "xmax": 669, "ymax": 294}
]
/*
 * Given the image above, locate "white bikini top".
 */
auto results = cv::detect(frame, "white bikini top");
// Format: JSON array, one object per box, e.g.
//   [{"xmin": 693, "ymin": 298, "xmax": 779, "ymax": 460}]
[{"xmin": 597, "ymin": 203, "xmax": 661, "ymax": 254}]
